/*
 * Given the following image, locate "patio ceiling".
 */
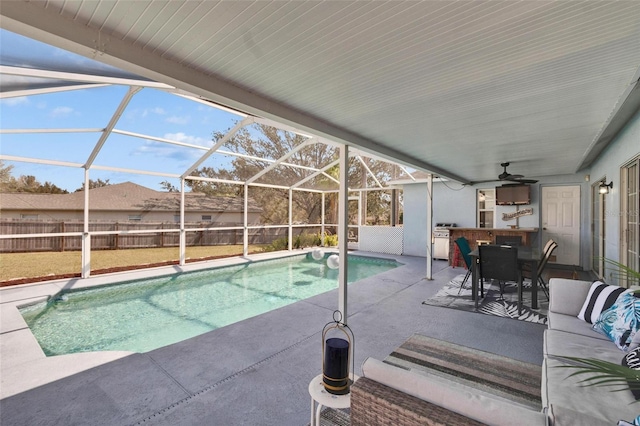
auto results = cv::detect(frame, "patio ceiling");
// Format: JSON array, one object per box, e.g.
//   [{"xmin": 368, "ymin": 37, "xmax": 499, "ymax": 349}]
[{"xmin": 2, "ymin": 1, "xmax": 640, "ymax": 185}]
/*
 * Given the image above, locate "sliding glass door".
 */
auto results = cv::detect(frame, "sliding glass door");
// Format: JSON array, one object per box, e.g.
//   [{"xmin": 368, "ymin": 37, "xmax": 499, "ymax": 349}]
[{"xmin": 621, "ymin": 157, "xmax": 639, "ymax": 286}]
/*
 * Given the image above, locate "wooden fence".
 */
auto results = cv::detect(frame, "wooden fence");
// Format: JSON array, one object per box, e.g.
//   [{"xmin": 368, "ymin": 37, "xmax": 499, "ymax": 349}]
[{"xmin": 0, "ymin": 220, "xmax": 323, "ymax": 253}]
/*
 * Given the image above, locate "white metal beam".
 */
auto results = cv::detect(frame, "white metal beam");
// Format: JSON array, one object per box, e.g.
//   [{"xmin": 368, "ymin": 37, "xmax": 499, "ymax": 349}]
[
  {"xmin": 356, "ymin": 156, "xmax": 383, "ymax": 188},
  {"xmin": 291, "ymin": 159, "xmax": 340, "ymax": 189},
  {"xmin": 181, "ymin": 117, "xmax": 253, "ymax": 179},
  {"xmin": 243, "ymin": 184, "xmax": 249, "ymax": 257},
  {"xmin": 426, "ymin": 173, "xmax": 433, "ymax": 280},
  {"xmin": 85, "ymin": 86, "xmax": 142, "ymax": 168},
  {"xmin": 1, "ymin": 128, "xmax": 103, "ymax": 134},
  {"xmin": 338, "ymin": 145, "xmax": 349, "ymax": 324},
  {"xmin": 0, "ymin": 83, "xmax": 110, "ymax": 99},
  {"xmin": 180, "ymin": 179, "xmax": 186, "ymax": 266},
  {"xmin": 170, "ymin": 92, "xmax": 248, "ymax": 118},
  {"xmin": 0, "ymin": 65, "xmax": 172, "ymax": 89},
  {"xmin": 246, "ymin": 138, "xmax": 316, "ymax": 184},
  {"xmin": 111, "ymin": 129, "xmax": 208, "ymax": 151},
  {"xmin": 0, "ymin": 155, "xmax": 83, "ymax": 168}
]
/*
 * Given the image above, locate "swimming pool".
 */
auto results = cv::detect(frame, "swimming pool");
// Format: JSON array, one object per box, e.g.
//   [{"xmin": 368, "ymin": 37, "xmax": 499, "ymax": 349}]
[{"xmin": 20, "ymin": 253, "xmax": 399, "ymax": 355}]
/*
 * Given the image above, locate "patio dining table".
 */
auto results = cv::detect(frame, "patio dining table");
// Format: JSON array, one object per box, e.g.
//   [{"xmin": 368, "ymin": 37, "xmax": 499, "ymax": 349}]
[{"xmin": 469, "ymin": 246, "xmax": 540, "ymax": 310}]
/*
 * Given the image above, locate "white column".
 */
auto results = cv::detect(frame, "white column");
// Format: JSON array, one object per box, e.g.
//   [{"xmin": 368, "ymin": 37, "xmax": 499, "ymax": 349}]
[
  {"xmin": 321, "ymin": 192, "xmax": 326, "ymax": 246},
  {"xmin": 338, "ymin": 145, "xmax": 349, "ymax": 323},
  {"xmin": 81, "ymin": 169, "xmax": 91, "ymax": 278},
  {"xmin": 243, "ymin": 183, "xmax": 249, "ymax": 256},
  {"xmin": 426, "ymin": 174, "xmax": 433, "ymax": 280},
  {"xmin": 288, "ymin": 188, "xmax": 293, "ymax": 251},
  {"xmin": 179, "ymin": 179, "xmax": 186, "ymax": 266}
]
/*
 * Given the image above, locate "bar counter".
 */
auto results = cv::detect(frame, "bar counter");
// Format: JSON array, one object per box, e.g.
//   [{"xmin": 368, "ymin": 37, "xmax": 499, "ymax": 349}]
[{"xmin": 448, "ymin": 227, "xmax": 538, "ymax": 266}]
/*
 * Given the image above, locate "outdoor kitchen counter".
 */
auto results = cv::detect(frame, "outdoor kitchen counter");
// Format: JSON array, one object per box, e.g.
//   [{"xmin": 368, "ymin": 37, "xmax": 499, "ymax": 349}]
[{"xmin": 447, "ymin": 228, "xmax": 539, "ymax": 266}]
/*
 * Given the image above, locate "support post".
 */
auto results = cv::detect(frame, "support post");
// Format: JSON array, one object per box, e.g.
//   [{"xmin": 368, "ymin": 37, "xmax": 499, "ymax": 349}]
[
  {"xmin": 179, "ymin": 179, "xmax": 186, "ymax": 266},
  {"xmin": 426, "ymin": 174, "xmax": 433, "ymax": 280},
  {"xmin": 81, "ymin": 169, "xmax": 91, "ymax": 278},
  {"xmin": 243, "ymin": 183, "xmax": 249, "ymax": 256},
  {"xmin": 391, "ymin": 189, "xmax": 397, "ymax": 226},
  {"xmin": 288, "ymin": 188, "xmax": 293, "ymax": 251},
  {"xmin": 321, "ymin": 192, "xmax": 326, "ymax": 246},
  {"xmin": 338, "ymin": 145, "xmax": 349, "ymax": 323}
]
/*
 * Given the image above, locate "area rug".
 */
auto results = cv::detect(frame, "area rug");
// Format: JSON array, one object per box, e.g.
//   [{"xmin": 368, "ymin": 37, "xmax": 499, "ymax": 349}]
[
  {"xmin": 384, "ymin": 334, "xmax": 542, "ymax": 410},
  {"xmin": 422, "ymin": 273, "xmax": 548, "ymax": 325}
]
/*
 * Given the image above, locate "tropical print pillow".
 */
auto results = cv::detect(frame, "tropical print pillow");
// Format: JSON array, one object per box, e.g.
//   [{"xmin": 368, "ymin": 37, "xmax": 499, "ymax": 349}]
[{"xmin": 592, "ymin": 290, "xmax": 639, "ymax": 351}]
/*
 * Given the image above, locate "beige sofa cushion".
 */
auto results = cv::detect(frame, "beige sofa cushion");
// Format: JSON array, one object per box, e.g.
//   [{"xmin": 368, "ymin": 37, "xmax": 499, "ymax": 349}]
[
  {"xmin": 361, "ymin": 357, "xmax": 547, "ymax": 426},
  {"xmin": 544, "ymin": 329, "xmax": 624, "ymax": 364},
  {"xmin": 543, "ymin": 357, "xmax": 637, "ymax": 425},
  {"xmin": 548, "ymin": 278, "xmax": 592, "ymax": 317},
  {"xmin": 547, "ymin": 311, "xmax": 609, "ymax": 341}
]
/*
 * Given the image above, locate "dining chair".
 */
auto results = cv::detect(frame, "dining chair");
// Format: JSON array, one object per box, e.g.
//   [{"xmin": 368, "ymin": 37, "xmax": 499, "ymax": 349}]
[
  {"xmin": 454, "ymin": 237, "xmax": 473, "ymax": 294},
  {"xmin": 521, "ymin": 238, "xmax": 554, "ymax": 273},
  {"xmin": 478, "ymin": 244, "xmax": 523, "ymax": 313},
  {"xmin": 523, "ymin": 241, "xmax": 558, "ymax": 300},
  {"xmin": 494, "ymin": 235, "xmax": 523, "ymax": 246}
]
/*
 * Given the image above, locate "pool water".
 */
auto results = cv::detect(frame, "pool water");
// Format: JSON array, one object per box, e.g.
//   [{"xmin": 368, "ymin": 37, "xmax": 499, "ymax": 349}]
[{"xmin": 20, "ymin": 254, "xmax": 399, "ymax": 355}]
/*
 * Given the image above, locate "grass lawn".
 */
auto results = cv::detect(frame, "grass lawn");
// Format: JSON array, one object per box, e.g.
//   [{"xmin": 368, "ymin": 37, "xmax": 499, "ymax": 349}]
[{"xmin": 0, "ymin": 245, "xmax": 266, "ymax": 283}]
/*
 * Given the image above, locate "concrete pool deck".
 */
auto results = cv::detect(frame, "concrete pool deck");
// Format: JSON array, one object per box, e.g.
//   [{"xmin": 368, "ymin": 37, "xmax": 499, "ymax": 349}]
[{"xmin": 0, "ymin": 250, "xmax": 545, "ymax": 425}]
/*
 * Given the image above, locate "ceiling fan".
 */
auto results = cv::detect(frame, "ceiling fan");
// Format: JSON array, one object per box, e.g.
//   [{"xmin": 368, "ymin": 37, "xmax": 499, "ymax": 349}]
[{"xmin": 473, "ymin": 162, "xmax": 538, "ymax": 185}]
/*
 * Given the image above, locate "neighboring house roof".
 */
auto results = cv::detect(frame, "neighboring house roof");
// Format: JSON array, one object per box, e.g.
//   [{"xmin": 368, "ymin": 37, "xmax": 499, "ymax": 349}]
[{"xmin": 0, "ymin": 182, "xmax": 262, "ymax": 213}]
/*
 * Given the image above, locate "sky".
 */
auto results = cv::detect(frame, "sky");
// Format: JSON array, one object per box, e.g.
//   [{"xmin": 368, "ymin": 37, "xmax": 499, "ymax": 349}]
[{"xmin": 0, "ymin": 29, "xmax": 246, "ymax": 192}]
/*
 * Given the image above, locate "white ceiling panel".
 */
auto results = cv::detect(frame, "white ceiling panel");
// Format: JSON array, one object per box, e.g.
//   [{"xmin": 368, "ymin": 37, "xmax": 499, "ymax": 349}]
[{"xmin": 1, "ymin": 0, "xmax": 639, "ymax": 184}]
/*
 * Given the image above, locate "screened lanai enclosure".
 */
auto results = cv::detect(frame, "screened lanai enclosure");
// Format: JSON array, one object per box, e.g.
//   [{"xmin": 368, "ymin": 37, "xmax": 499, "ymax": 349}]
[{"xmin": 0, "ymin": 31, "xmax": 429, "ymax": 284}]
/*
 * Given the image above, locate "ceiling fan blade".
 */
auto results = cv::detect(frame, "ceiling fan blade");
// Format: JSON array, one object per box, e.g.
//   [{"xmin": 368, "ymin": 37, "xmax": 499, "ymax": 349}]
[{"xmin": 509, "ymin": 178, "xmax": 538, "ymax": 184}]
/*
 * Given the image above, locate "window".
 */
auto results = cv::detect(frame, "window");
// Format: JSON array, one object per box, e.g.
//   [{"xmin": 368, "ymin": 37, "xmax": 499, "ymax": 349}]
[
  {"xmin": 20, "ymin": 214, "xmax": 39, "ymax": 220},
  {"xmin": 128, "ymin": 215, "xmax": 142, "ymax": 221},
  {"xmin": 201, "ymin": 215, "xmax": 212, "ymax": 221},
  {"xmin": 477, "ymin": 189, "xmax": 495, "ymax": 228}
]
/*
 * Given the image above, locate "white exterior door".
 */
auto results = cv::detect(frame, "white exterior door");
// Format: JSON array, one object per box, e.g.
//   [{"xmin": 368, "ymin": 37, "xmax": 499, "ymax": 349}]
[{"xmin": 541, "ymin": 185, "xmax": 581, "ymax": 266}]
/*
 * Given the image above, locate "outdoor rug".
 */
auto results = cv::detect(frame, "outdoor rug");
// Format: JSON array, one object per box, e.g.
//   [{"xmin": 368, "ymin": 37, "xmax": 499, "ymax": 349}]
[
  {"xmin": 422, "ymin": 273, "xmax": 548, "ymax": 325},
  {"xmin": 384, "ymin": 334, "xmax": 542, "ymax": 410}
]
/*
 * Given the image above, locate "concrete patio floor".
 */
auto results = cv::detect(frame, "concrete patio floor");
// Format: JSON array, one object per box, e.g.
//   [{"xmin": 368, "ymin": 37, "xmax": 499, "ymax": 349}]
[{"xmin": 0, "ymin": 251, "xmax": 545, "ymax": 425}]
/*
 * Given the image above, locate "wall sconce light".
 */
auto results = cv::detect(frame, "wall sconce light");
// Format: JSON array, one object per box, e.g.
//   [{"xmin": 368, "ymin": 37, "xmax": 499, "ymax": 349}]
[{"xmin": 599, "ymin": 181, "xmax": 613, "ymax": 194}]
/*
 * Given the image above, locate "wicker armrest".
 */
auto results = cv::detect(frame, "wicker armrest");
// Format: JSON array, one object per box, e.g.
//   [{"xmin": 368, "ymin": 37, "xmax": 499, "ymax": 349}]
[{"xmin": 350, "ymin": 377, "xmax": 486, "ymax": 426}]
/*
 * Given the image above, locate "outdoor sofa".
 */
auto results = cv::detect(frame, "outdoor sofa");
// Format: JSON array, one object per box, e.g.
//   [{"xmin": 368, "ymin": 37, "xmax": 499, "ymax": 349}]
[{"xmin": 350, "ymin": 277, "xmax": 640, "ymax": 425}]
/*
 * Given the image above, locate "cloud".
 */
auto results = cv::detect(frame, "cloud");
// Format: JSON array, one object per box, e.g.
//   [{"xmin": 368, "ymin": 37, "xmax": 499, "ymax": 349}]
[
  {"xmin": 50, "ymin": 106, "xmax": 74, "ymax": 117},
  {"xmin": 141, "ymin": 107, "xmax": 166, "ymax": 118},
  {"xmin": 1, "ymin": 97, "xmax": 29, "ymax": 106},
  {"xmin": 132, "ymin": 132, "xmax": 211, "ymax": 162},
  {"xmin": 166, "ymin": 115, "xmax": 190, "ymax": 125},
  {"xmin": 164, "ymin": 132, "xmax": 210, "ymax": 147}
]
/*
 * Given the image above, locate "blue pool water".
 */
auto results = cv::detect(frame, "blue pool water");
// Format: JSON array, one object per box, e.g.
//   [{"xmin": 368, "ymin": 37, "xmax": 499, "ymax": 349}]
[{"xmin": 20, "ymin": 253, "xmax": 399, "ymax": 355}]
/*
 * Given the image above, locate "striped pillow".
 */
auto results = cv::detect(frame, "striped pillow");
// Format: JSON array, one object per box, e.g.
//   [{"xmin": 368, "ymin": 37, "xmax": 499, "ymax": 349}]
[{"xmin": 578, "ymin": 281, "xmax": 626, "ymax": 324}]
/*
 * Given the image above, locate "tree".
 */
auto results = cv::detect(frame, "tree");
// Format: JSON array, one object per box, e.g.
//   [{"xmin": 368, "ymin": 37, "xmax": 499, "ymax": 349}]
[
  {"xmin": 0, "ymin": 161, "xmax": 13, "ymax": 189},
  {"xmin": 187, "ymin": 122, "xmax": 400, "ymax": 225},
  {"xmin": 186, "ymin": 123, "xmax": 341, "ymax": 224},
  {"xmin": 74, "ymin": 178, "xmax": 111, "ymax": 192},
  {"xmin": 0, "ymin": 163, "xmax": 69, "ymax": 194},
  {"xmin": 160, "ymin": 180, "xmax": 179, "ymax": 192}
]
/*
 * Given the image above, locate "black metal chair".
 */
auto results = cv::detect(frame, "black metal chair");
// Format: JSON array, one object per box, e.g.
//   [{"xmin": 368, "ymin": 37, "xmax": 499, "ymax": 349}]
[
  {"xmin": 454, "ymin": 237, "xmax": 473, "ymax": 294},
  {"xmin": 523, "ymin": 241, "xmax": 558, "ymax": 300},
  {"xmin": 479, "ymin": 244, "xmax": 523, "ymax": 313},
  {"xmin": 495, "ymin": 235, "xmax": 522, "ymax": 246}
]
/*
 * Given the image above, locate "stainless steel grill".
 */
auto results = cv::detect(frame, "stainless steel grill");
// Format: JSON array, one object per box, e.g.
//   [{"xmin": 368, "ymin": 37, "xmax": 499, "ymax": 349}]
[{"xmin": 433, "ymin": 223, "xmax": 456, "ymax": 260}]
